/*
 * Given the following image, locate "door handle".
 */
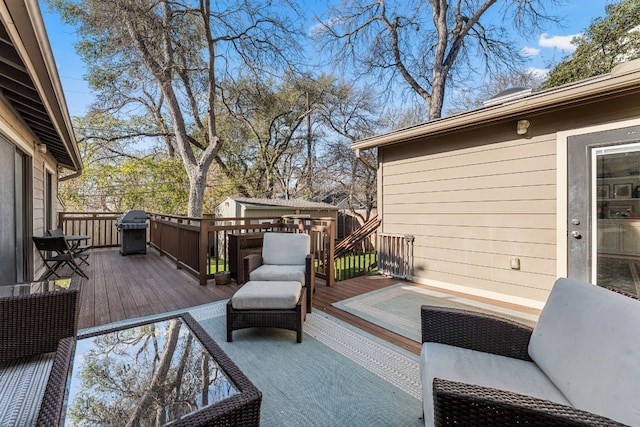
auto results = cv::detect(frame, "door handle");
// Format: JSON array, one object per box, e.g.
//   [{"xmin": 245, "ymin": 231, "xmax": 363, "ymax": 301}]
[{"xmin": 571, "ymin": 230, "xmax": 582, "ymax": 239}]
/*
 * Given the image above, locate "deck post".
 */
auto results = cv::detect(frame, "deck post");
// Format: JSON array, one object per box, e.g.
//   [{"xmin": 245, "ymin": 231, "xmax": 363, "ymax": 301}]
[
  {"xmin": 326, "ymin": 219, "xmax": 336, "ymax": 287},
  {"xmin": 199, "ymin": 218, "xmax": 208, "ymax": 286}
]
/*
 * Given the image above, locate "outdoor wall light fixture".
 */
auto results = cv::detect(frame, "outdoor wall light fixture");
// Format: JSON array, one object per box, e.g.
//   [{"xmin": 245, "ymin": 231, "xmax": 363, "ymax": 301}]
[
  {"xmin": 516, "ymin": 119, "xmax": 530, "ymax": 136},
  {"xmin": 37, "ymin": 143, "xmax": 47, "ymax": 153}
]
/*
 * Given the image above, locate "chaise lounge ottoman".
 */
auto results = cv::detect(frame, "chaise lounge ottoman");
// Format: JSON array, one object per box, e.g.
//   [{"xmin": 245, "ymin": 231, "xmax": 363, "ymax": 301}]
[{"xmin": 226, "ymin": 281, "xmax": 306, "ymax": 343}]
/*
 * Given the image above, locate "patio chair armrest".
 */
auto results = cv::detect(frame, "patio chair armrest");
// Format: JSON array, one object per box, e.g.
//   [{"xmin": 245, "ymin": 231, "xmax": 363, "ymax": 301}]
[
  {"xmin": 243, "ymin": 254, "xmax": 263, "ymax": 281},
  {"xmin": 305, "ymin": 253, "xmax": 315, "ymax": 292},
  {"xmin": 304, "ymin": 253, "xmax": 315, "ymax": 313},
  {"xmin": 36, "ymin": 337, "xmax": 76, "ymax": 426},
  {"xmin": 432, "ymin": 378, "xmax": 626, "ymax": 426},
  {"xmin": 421, "ymin": 306, "xmax": 533, "ymax": 360}
]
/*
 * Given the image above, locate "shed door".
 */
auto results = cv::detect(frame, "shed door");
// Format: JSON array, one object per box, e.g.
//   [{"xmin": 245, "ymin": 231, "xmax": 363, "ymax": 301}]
[{"xmin": 568, "ymin": 126, "xmax": 640, "ymax": 296}]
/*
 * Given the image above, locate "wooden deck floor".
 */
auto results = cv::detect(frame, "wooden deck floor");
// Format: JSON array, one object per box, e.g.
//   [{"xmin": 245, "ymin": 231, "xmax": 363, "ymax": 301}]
[{"xmin": 75, "ymin": 248, "xmax": 538, "ymax": 356}]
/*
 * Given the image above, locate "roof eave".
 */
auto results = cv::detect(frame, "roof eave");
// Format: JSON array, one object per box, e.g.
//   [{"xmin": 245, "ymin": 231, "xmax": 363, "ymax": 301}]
[
  {"xmin": 1, "ymin": 0, "xmax": 82, "ymax": 172},
  {"xmin": 352, "ymin": 61, "xmax": 640, "ymax": 151}
]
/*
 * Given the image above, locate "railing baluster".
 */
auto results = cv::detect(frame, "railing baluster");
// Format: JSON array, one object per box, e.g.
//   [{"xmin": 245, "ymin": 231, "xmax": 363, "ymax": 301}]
[{"xmin": 378, "ymin": 233, "xmax": 414, "ymax": 279}]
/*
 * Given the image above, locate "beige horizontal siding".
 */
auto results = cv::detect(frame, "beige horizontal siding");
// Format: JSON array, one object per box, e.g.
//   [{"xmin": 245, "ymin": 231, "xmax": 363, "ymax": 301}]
[
  {"xmin": 384, "ymin": 223, "xmax": 556, "ymax": 245},
  {"xmin": 384, "ymin": 184, "xmax": 555, "ymax": 203},
  {"xmin": 387, "ymin": 169, "xmax": 556, "ymax": 193},
  {"xmin": 420, "ymin": 253, "xmax": 554, "ymax": 286},
  {"xmin": 383, "ymin": 200, "xmax": 556, "ymax": 215},
  {"xmin": 421, "ymin": 267, "xmax": 554, "ymax": 302},
  {"xmin": 415, "ymin": 236, "xmax": 554, "ymax": 259},
  {"xmin": 414, "ymin": 246, "xmax": 555, "ymax": 277},
  {"xmin": 384, "ymin": 154, "xmax": 555, "ymax": 185},
  {"xmin": 385, "ymin": 138, "xmax": 556, "ymax": 172},
  {"xmin": 384, "ymin": 212, "xmax": 555, "ymax": 229},
  {"xmin": 381, "ymin": 134, "xmax": 557, "ymax": 303}
]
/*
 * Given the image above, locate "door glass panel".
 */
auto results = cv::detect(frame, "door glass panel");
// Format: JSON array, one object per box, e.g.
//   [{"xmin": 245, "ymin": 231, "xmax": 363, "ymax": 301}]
[
  {"xmin": 15, "ymin": 151, "xmax": 25, "ymax": 282},
  {"xmin": 0, "ymin": 138, "xmax": 15, "ymax": 284},
  {"xmin": 594, "ymin": 143, "xmax": 640, "ymax": 297}
]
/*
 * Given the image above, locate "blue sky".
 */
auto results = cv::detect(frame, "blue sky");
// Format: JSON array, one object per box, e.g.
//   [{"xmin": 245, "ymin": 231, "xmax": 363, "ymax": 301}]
[{"xmin": 41, "ymin": 1, "xmax": 609, "ymax": 118}]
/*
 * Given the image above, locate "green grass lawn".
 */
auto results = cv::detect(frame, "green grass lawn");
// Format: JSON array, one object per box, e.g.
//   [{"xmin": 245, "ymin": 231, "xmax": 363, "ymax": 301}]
[
  {"xmin": 207, "ymin": 257, "xmax": 229, "ymax": 274},
  {"xmin": 334, "ymin": 252, "xmax": 378, "ymax": 279},
  {"xmin": 210, "ymin": 252, "xmax": 378, "ymax": 279}
]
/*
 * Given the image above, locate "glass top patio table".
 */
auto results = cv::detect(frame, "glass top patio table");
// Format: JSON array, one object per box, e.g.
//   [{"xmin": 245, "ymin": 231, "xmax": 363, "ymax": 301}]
[{"xmin": 38, "ymin": 313, "xmax": 262, "ymax": 426}]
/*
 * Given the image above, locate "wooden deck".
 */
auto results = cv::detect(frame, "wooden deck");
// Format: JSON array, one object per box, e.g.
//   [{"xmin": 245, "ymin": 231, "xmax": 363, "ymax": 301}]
[{"xmin": 74, "ymin": 248, "xmax": 539, "ymax": 356}]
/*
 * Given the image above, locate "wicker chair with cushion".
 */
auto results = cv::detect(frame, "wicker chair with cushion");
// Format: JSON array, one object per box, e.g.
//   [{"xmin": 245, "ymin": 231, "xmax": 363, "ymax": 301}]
[
  {"xmin": 243, "ymin": 232, "xmax": 315, "ymax": 313},
  {"xmin": 420, "ymin": 278, "xmax": 640, "ymax": 427}
]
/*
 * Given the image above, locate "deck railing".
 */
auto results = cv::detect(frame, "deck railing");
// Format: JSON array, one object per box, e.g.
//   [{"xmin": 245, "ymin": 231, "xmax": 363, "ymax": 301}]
[
  {"xmin": 57, "ymin": 212, "xmax": 121, "ymax": 247},
  {"xmin": 57, "ymin": 212, "xmax": 412, "ymax": 285},
  {"xmin": 333, "ymin": 216, "xmax": 380, "ymax": 281},
  {"xmin": 378, "ymin": 233, "xmax": 415, "ymax": 279},
  {"xmin": 58, "ymin": 212, "xmax": 335, "ymax": 287}
]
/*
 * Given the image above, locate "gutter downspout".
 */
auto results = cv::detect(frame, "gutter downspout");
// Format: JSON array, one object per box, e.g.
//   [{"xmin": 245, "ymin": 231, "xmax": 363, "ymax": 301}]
[
  {"xmin": 59, "ymin": 167, "xmax": 82, "ymax": 182},
  {"xmin": 354, "ymin": 148, "xmax": 377, "ymax": 171}
]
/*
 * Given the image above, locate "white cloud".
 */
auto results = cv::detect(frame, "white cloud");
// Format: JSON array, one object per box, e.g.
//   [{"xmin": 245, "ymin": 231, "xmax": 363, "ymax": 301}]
[
  {"xmin": 308, "ymin": 22, "xmax": 325, "ymax": 38},
  {"xmin": 521, "ymin": 47, "xmax": 541, "ymax": 57},
  {"xmin": 539, "ymin": 33, "xmax": 582, "ymax": 52},
  {"xmin": 527, "ymin": 67, "xmax": 549, "ymax": 80},
  {"xmin": 308, "ymin": 16, "xmax": 342, "ymax": 39}
]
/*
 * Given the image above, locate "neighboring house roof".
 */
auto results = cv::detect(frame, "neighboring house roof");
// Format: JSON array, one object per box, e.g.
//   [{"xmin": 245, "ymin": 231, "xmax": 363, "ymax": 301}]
[
  {"xmin": 352, "ymin": 59, "xmax": 640, "ymax": 151},
  {"xmin": 230, "ymin": 197, "xmax": 338, "ymax": 210},
  {"xmin": 0, "ymin": 0, "xmax": 81, "ymax": 172}
]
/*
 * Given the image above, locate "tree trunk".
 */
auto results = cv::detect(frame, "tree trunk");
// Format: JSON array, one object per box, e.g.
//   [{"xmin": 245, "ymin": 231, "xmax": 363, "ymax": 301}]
[
  {"xmin": 429, "ymin": 71, "xmax": 447, "ymax": 120},
  {"xmin": 125, "ymin": 319, "xmax": 181, "ymax": 427},
  {"xmin": 187, "ymin": 169, "xmax": 206, "ymax": 217}
]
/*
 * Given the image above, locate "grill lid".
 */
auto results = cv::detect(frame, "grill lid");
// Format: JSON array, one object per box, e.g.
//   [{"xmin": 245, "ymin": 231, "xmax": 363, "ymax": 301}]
[
  {"xmin": 116, "ymin": 209, "xmax": 148, "ymax": 228},
  {"xmin": 118, "ymin": 222, "xmax": 148, "ymax": 229}
]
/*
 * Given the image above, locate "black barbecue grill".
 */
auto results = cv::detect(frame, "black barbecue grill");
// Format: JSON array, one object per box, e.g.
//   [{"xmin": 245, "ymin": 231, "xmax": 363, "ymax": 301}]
[{"xmin": 115, "ymin": 210, "xmax": 148, "ymax": 255}]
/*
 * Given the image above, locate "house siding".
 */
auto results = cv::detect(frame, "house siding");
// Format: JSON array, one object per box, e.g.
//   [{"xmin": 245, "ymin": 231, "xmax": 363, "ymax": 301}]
[
  {"xmin": 378, "ymin": 90, "xmax": 640, "ymax": 305},
  {"xmin": 0, "ymin": 96, "xmax": 63, "ymax": 280},
  {"xmin": 381, "ymin": 129, "xmax": 557, "ymax": 302}
]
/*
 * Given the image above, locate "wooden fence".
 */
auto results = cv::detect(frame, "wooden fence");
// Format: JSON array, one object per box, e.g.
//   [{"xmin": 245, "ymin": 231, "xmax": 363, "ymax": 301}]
[{"xmin": 57, "ymin": 211, "xmax": 121, "ymax": 247}]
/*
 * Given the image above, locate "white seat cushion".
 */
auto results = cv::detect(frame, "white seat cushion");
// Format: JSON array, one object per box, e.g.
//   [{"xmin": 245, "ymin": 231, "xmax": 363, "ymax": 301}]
[
  {"xmin": 262, "ymin": 232, "xmax": 310, "ymax": 265},
  {"xmin": 231, "ymin": 281, "xmax": 302, "ymax": 310},
  {"xmin": 421, "ymin": 342, "xmax": 570, "ymax": 427},
  {"xmin": 249, "ymin": 264, "xmax": 306, "ymax": 284},
  {"xmin": 528, "ymin": 278, "xmax": 640, "ymax": 426}
]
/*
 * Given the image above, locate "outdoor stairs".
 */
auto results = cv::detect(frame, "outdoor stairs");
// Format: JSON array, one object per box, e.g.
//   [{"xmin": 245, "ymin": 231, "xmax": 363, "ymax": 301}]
[{"xmin": 334, "ymin": 215, "xmax": 381, "ymax": 258}]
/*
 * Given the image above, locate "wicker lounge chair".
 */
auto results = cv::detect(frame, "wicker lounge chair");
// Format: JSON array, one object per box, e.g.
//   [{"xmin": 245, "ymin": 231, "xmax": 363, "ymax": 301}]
[
  {"xmin": 243, "ymin": 232, "xmax": 315, "ymax": 313},
  {"xmin": 226, "ymin": 232, "xmax": 315, "ymax": 343},
  {"xmin": 420, "ymin": 278, "xmax": 639, "ymax": 426}
]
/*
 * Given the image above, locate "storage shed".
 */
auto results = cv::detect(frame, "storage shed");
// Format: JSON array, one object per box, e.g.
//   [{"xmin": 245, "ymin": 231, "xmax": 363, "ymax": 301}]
[{"xmin": 215, "ymin": 197, "xmax": 338, "ymax": 222}]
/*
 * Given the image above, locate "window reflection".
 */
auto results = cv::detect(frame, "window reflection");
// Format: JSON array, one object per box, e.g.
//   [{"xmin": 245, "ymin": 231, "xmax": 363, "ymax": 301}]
[
  {"xmin": 64, "ymin": 318, "xmax": 237, "ymax": 426},
  {"xmin": 596, "ymin": 147, "xmax": 640, "ymax": 297}
]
